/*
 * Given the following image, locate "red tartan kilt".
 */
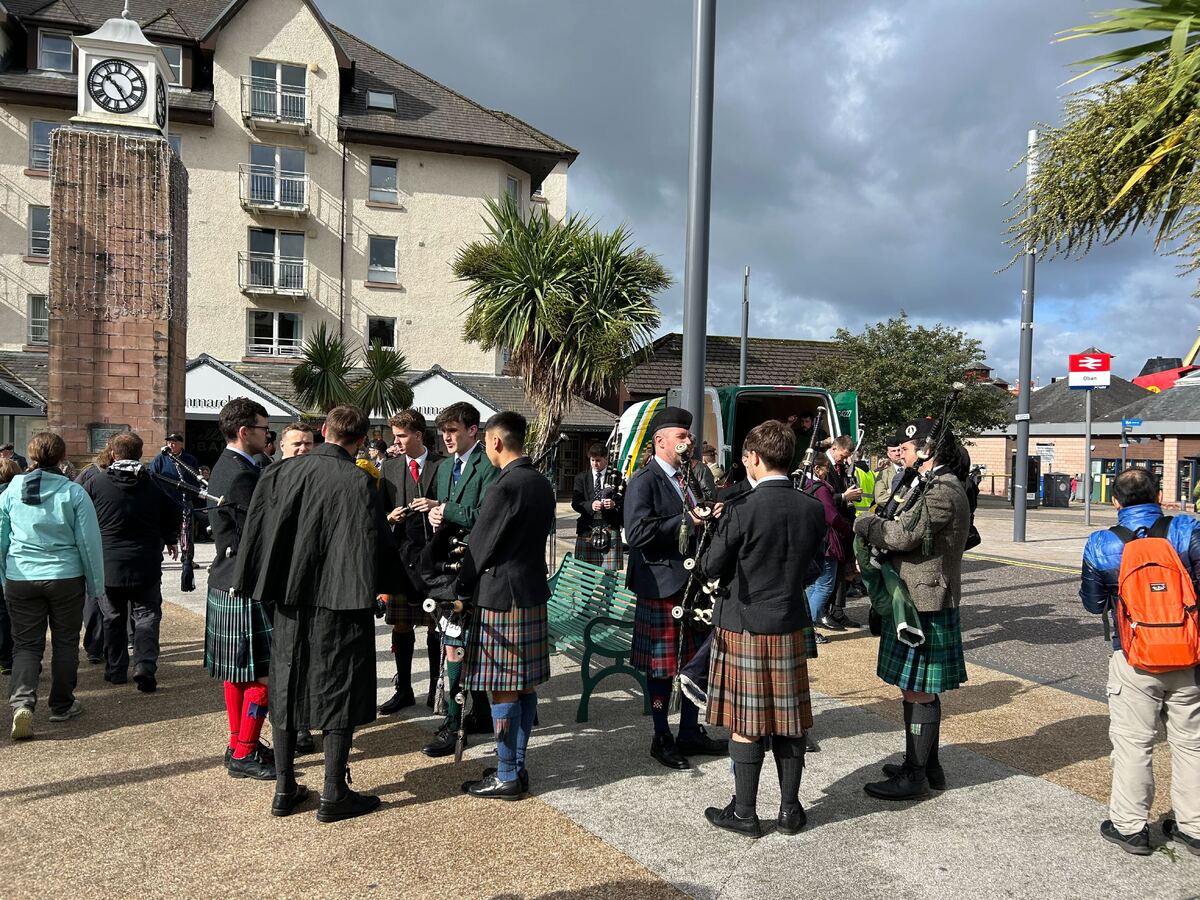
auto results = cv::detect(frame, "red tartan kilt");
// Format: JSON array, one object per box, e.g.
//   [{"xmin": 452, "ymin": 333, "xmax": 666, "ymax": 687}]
[
  {"xmin": 706, "ymin": 627, "xmax": 813, "ymax": 737},
  {"xmin": 631, "ymin": 594, "xmax": 701, "ymax": 680}
]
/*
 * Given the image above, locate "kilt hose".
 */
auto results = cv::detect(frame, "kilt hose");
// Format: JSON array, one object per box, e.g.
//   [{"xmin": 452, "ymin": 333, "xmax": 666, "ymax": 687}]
[
  {"xmin": 877, "ymin": 606, "xmax": 967, "ymax": 694},
  {"xmin": 465, "ymin": 603, "xmax": 551, "ymax": 693},
  {"xmin": 572, "ymin": 531, "xmax": 625, "ymax": 572},
  {"xmin": 203, "ymin": 587, "xmax": 272, "ymax": 683},
  {"xmin": 631, "ymin": 594, "xmax": 702, "ymax": 680},
  {"xmin": 706, "ymin": 627, "xmax": 813, "ymax": 737}
]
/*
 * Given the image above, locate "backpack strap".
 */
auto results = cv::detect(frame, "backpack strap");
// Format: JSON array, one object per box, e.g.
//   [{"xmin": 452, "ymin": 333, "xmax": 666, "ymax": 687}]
[
  {"xmin": 1109, "ymin": 525, "xmax": 1137, "ymax": 544},
  {"xmin": 1148, "ymin": 515, "xmax": 1173, "ymax": 539}
]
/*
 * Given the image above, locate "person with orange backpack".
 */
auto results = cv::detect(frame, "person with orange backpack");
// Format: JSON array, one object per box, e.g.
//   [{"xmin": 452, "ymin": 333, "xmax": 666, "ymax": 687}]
[{"xmin": 1080, "ymin": 466, "xmax": 1200, "ymax": 858}]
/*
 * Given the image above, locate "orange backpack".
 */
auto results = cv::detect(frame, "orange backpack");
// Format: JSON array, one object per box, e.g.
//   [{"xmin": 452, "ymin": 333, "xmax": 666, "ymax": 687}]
[{"xmin": 1109, "ymin": 517, "xmax": 1200, "ymax": 673}]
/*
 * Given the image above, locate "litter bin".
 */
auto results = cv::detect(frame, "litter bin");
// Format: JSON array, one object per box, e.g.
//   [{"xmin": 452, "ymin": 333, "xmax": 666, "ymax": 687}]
[{"xmin": 1044, "ymin": 473, "xmax": 1071, "ymax": 508}]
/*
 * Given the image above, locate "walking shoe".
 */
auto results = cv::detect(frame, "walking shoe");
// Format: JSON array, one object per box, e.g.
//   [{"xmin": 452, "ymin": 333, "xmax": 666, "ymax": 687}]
[
  {"xmin": 677, "ymin": 726, "xmax": 728, "ymax": 757},
  {"xmin": 650, "ymin": 733, "xmax": 690, "ymax": 770},
  {"xmin": 462, "ymin": 771, "xmax": 525, "ymax": 800},
  {"xmin": 1100, "ymin": 820, "xmax": 1152, "ymax": 856},
  {"xmin": 776, "ymin": 805, "xmax": 807, "ymax": 835},
  {"xmin": 883, "ymin": 762, "xmax": 946, "ymax": 791},
  {"xmin": 704, "ymin": 797, "xmax": 763, "ymax": 838},
  {"xmin": 804, "ymin": 733, "xmax": 821, "ymax": 753},
  {"xmin": 103, "ymin": 673, "xmax": 128, "ymax": 685},
  {"xmin": 271, "ymin": 784, "xmax": 310, "ymax": 818},
  {"xmin": 827, "ymin": 611, "xmax": 861, "ymax": 629},
  {"xmin": 678, "ymin": 673, "xmax": 708, "ymax": 710},
  {"xmin": 422, "ymin": 722, "xmax": 462, "ymax": 758},
  {"xmin": 817, "ymin": 614, "xmax": 845, "ymax": 632},
  {"xmin": 11, "ymin": 706, "xmax": 33, "ymax": 740},
  {"xmin": 1163, "ymin": 819, "xmax": 1200, "ymax": 857},
  {"xmin": 295, "ymin": 730, "xmax": 316, "ymax": 755},
  {"xmin": 48, "ymin": 700, "xmax": 83, "ymax": 722},
  {"xmin": 864, "ymin": 765, "xmax": 930, "ymax": 801},
  {"xmin": 813, "ymin": 632, "xmax": 829, "ymax": 645},
  {"xmin": 133, "ymin": 672, "xmax": 157, "ymax": 693},
  {"xmin": 86, "ymin": 655, "xmax": 102, "ymax": 665},
  {"xmin": 317, "ymin": 789, "xmax": 381, "ymax": 823},
  {"xmin": 228, "ymin": 746, "xmax": 276, "ymax": 781}
]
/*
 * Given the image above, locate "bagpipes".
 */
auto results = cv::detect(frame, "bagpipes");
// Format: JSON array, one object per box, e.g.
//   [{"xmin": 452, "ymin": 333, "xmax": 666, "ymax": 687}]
[
  {"xmin": 150, "ymin": 447, "xmax": 225, "ymax": 507},
  {"xmin": 588, "ymin": 432, "xmax": 626, "ymax": 553},
  {"xmin": 150, "ymin": 447, "xmax": 224, "ymax": 593},
  {"xmin": 670, "ymin": 441, "xmax": 721, "ymax": 631},
  {"xmin": 789, "ymin": 406, "xmax": 827, "ymax": 492}
]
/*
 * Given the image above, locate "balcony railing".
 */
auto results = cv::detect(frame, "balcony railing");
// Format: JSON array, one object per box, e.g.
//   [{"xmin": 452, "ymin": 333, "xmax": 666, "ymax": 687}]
[
  {"xmin": 29, "ymin": 225, "xmax": 50, "ymax": 258},
  {"xmin": 239, "ymin": 166, "xmax": 309, "ymax": 215},
  {"xmin": 246, "ymin": 337, "xmax": 303, "ymax": 358},
  {"xmin": 239, "ymin": 251, "xmax": 308, "ymax": 297},
  {"xmin": 241, "ymin": 77, "xmax": 310, "ymax": 132},
  {"xmin": 28, "ymin": 316, "xmax": 49, "ymax": 345}
]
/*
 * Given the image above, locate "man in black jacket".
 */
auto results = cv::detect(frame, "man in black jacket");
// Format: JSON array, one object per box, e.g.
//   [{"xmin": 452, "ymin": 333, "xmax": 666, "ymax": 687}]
[
  {"xmin": 80, "ymin": 432, "xmax": 179, "ymax": 691},
  {"xmin": 700, "ymin": 420, "xmax": 827, "ymax": 838},
  {"xmin": 455, "ymin": 411, "xmax": 556, "ymax": 800},
  {"xmin": 235, "ymin": 405, "xmax": 407, "ymax": 822},
  {"xmin": 571, "ymin": 442, "xmax": 623, "ymax": 570},
  {"xmin": 204, "ymin": 397, "xmax": 274, "ymax": 782}
]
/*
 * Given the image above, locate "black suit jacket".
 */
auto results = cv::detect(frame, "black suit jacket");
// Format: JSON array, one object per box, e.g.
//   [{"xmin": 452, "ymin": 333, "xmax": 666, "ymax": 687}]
[
  {"xmin": 380, "ymin": 450, "xmax": 444, "ymax": 566},
  {"xmin": 455, "ymin": 457, "xmax": 555, "ymax": 612},
  {"xmin": 207, "ymin": 448, "xmax": 261, "ymax": 592},
  {"xmin": 571, "ymin": 467, "xmax": 622, "ymax": 534},
  {"xmin": 701, "ymin": 478, "xmax": 827, "ymax": 635},
  {"xmin": 623, "ymin": 459, "xmax": 697, "ymax": 599}
]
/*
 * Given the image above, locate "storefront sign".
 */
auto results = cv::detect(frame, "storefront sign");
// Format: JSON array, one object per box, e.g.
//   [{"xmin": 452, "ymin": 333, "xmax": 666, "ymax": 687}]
[{"xmin": 185, "ymin": 361, "xmax": 295, "ymax": 418}]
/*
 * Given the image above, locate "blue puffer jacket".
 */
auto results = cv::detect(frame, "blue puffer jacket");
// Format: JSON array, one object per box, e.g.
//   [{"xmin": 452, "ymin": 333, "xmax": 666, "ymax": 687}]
[{"xmin": 1079, "ymin": 503, "xmax": 1200, "ymax": 650}]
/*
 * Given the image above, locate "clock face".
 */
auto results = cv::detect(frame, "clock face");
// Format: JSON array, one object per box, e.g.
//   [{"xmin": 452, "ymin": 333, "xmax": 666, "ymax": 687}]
[
  {"xmin": 87, "ymin": 58, "xmax": 147, "ymax": 114},
  {"xmin": 155, "ymin": 77, "xmax": 168, "ymax": 129}
]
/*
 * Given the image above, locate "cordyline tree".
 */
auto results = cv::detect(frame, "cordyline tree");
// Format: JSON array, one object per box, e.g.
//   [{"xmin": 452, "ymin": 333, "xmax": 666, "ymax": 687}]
[
  {"xmin": 800, "ymin": 314, "xmax": 1010, "ymax": 451},
  {"xmin": 1008, "ymin": 2, "xmax": 1200, "ymax": 290},
  {"xmin": 291, "ymin": 322, "xmax": 414, "ymax": 416},
  {"xmin": 453, "ymin": 197, "xmax": 668, "ymax": 456}
]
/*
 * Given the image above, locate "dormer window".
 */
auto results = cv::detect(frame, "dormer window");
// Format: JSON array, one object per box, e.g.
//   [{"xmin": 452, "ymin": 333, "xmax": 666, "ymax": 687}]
[
  {"xmin": 367, "ymin": 90, "xmax": 395, "ymax": 111},
  {"xmin": 38, "ymin": 30, "xmax": 74, "ymax": 73},
  {"xmin": 159, "ymin": 44, "xmax": 183, "ymax": 86}
]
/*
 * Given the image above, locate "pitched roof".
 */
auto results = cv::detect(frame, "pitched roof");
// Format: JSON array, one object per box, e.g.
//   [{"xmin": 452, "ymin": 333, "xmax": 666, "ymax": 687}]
[
  {"xmin": 624, "ymin": 332, "xmax": 840, "ymax": 395},
  {"xmin": 1096, "ymin": 372, "xmax": 1200, "ymax": 426},
  {"xmin": 6, "ymin": 0, "xmax": 230, "ymax": 39},
  {"xmin": 0, "ymin": 69, "xmax": 214, "ymax": 116},
  {"xmin": 0, "ymin": 351, "xmax": 49, "ymax": 402},
  {"xmin": 1019, "ymin": 375, "xmax": 1150, "ymax": 425}
]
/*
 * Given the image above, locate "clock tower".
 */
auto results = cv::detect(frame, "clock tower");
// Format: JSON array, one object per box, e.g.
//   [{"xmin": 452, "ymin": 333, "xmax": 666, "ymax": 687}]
[{"xmin": 72, "ymin": 5, "xmax": 170, "ymax": 134}]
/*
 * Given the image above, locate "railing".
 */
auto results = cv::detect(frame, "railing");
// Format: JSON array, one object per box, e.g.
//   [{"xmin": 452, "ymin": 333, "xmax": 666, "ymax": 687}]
[
  {"xmin": 246, "ymin": 337, "xmax": 303, "ymax": 358},
  {"xmin": 238, "ymin": 251, "xmax": 308, "ymax": 296},
  {"xmin": 239, "ymin": 166, "xmax": 308, "ymax": 213},
  {"xmin": 29, "ymin": 225, "xmax": 50, "ymax": 258},
  {"xmin": 29, "ymin": 144, "xmax": 51, "ymax": 171},
  {"xmin": 27, "ymin": 316, "xmax": 49, "ymax": 345},
  {"xmin": 241, "ymin": 77, "xmax": 310, "ymax": 129}
]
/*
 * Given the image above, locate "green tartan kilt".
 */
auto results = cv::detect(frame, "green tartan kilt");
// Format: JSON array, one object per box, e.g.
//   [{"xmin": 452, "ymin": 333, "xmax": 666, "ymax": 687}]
[
  {"xmin": 877, "ymin": 607, "xmax": 967, "ymax": 694},
  {"xmin": 204, "ymin": 587, "xmax": 272, "ymax": 683},
  {"xmin": 573, "ymin": 531, "xmax": 625, "ymax": 572}
]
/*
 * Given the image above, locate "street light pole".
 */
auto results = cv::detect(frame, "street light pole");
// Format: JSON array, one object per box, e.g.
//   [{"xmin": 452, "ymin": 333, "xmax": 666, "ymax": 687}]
[
  {"xmin": 1013, "ymin": 128, "xmax": 1038, "ymax": 542},
  {"xmin": 1120, "ymin": 423, "xmax": 1129, "ymax": 472},
  {"xmin": 739, "ymin": 266, "xmax": 749, "ymax": 385},
  {"xmin": 679, "ymin": 0, "xmax": 717, "ymax": 442}
]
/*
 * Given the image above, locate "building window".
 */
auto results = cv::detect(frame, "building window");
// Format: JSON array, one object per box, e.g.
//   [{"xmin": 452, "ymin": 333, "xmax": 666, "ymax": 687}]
[
  {"xmin": 38, "ymin": 30, "xmax": 73, "ymax": 72},
  {"xmin": 506, "ymin": 175, "xmax": 521, "ymax": 202},
  {"xmin": 247, "ymin": 310, "xmax": 303, "ymax": 357},
  {"xmin": 367, "ymin": 90, "xmax": 396, "ymax": 111},
  {"xmin": 168, "ymin": 134, "xmax": 182, "ymax": 156},
  {"xmin": 368, "ymin": 317, "xmax": 396, "ymax": 349},
  {"xmin": 369, "ymin": 158, "xmax": 398, "ymax": 204},
  {"xmin": 27, "ymin": 295, "xmax": 49, "ymax": 346},
  {"xmin": 246, "ymin": 227, "xmax": 305, "ymax": 290},
  {"xmin": 249, "ymin": 59, "xmax": 307, "ymax": 122},
  {"xmin": 368, "ymin": 236, "xmax": 398, "ymax": 284},
  {"xmin": 159, "ymin": 44, "xmax": 183, "ymax": 86},
  {"xmin": 28, "ymin": 206, "xmax": 50, "ymax": 258},
  {"xmin": 29, "ymin": 121, "xmax": 57, "ymax": 171},
  {"xmin": 248, "ymin": 144, "xmax": 306, "ymax": 208}
]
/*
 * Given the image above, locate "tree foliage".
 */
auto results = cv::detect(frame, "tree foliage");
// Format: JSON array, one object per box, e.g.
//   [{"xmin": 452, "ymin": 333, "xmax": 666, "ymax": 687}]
[
  {"xmin": 454, "ymin": 197, "xmax": 668, "ymax": 455},
  {"xmin": 800, "ymin": 314, "xmax": 1010, "ymax": 451},
  {"xmin": 291, "ymin": 323, "xmax": 412, "ymax": 416},
  {"xmin": 1008, "ymin": 2, "xmax": 1200, "ymax": 293}
]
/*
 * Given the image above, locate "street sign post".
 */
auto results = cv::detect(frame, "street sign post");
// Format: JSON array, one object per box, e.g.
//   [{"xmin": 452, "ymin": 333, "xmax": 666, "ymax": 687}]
[{"xmin": 1119, "ymin": 418, "xmax": 1142, "ymax": 472}]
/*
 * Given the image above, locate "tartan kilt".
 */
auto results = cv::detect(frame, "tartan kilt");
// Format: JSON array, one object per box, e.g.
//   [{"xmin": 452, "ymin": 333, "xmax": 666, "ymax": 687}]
[
  {"xmin": 465, "ymin": 603, "xmax": 551, "ymax": 692},
  {"xmin": 573, "ymin": 531, "xmax": 625, "ymax": 572},
  {"xmin": 383, "ymin": 593, "xmax": 430, "ymax": 629},
  {"xmin": 204, "ymin": 587, "xmax": 272, "ymax": 682},
  {"xmin": 631, "ymin": 594, "xmax": 702, "ymax": 680},
  {"xmin": 706, "ymin": 627, "xmax": 813, "ymax": 737},
  {"xmin": 877, "ymin": 607, "xmax": 967, "ymax": 694}
]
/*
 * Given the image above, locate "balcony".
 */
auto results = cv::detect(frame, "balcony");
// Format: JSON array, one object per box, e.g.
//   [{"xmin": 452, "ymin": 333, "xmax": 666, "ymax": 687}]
[
  {"xmin": 238, "ymin": 251, "xmax": 309, "ymax": 298},
  {"xmin": 241, "ymin": 77, "xmax": 311, "ymax": 133},
  {"xmin": 239, "ymin": 166, "xmax": 309, "ymax": 216}
]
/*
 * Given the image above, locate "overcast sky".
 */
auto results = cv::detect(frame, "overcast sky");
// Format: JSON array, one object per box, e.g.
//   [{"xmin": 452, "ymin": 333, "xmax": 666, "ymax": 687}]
[{"xmin": 329, "ymin": 0, "xmax": 1199, "ymax": 383}]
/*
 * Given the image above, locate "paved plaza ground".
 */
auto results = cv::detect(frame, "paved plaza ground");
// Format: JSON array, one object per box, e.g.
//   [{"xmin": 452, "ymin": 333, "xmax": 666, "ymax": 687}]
[{"xmin": 2, "ymin": 505, "xmax": 1198, "ymax": 898}]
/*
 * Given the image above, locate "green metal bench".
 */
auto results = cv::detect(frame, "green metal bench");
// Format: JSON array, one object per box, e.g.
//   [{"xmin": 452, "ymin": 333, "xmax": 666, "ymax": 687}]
[{"xmin": 546, "ymin": 553, "xmax": 649, "ymax": 723}]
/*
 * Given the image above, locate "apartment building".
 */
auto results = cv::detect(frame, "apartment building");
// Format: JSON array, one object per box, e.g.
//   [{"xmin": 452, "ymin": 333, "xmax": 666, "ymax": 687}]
[{"xmin": 0, "ymin": 0, "xmax": 579, "ymax": 452}]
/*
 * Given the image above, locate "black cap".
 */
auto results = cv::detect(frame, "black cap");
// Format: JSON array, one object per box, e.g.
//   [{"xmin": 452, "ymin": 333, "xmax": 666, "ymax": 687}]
[
  {"xmin": 166, "ymin": 432, "xmax": 184, "ymax": 442},
  {"xmin": 649, "ymin": 405, "xmax": 692, "ymax": 434},
  {"xmin": 0, "ymin": 442, "xmax": 12, "ymax": 451},
  {"xmin": 884, "ymin": 436, "xmax": 901, "ymax": 448},
  {"xmin": 892, "ymin": 417, "xmax": 936, "ymax": 446}
]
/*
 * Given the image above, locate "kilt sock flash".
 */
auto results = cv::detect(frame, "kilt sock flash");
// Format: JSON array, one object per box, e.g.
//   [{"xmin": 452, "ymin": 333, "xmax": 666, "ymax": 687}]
[
  {"xmin": 910, "ymin": 696, "xmax": 941, "ymax": 769},
  {"xmin": 772, "ymin": 735, "xmax": 805, "ymax": 814},
  {"xmin": 731, "ymin": 739, "xmax": 765, "ymax": 819},
  {"xmin": 491, "ymin": 700, "xmax": 520, "ymax": 781},
  {"xmin": 516, "ymin": 692, "xmax": 537, "ymax": 773},
  {"xmin": 223, "ymin": 681, "xmax": 245, "ymax": 750},
  {"xmin": 233, "ymin": 682, "xmax": 268, "ymax": 759},
  {"xmin": 648, "ymin": 677, "xmax": 672, "ymax": 736}
]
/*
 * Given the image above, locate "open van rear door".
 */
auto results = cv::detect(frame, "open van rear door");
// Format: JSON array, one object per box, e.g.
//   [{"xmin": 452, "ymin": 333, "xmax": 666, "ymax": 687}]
[{"xmin": 833, "ymin": 391, "xmax": 859, "ymax": 443}]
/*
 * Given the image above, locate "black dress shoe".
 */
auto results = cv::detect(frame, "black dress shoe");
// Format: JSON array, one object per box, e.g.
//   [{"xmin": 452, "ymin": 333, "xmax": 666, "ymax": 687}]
[
  {"xmin": 422, "ymin": 722, "xmax": 462, "ymax": 758},
  {"xmin": 462, "ymin": 772, "xmax": 525, "ymax": 800},
  {"xmin": 704, "ymin": 797, "xmax": 763, "ymax": 838},
  {"xmin": 133, "ymin": 672, "xmax": 156, "ymax": 693},
  {"xmin": 804, "ymin": 733, "xmax": 821, "ymax": 753},
  {"xmin": 317, "ymin": 789, "xmax": 381, "ymax": 823},
  {"xmin": 271, "ymin": 784, "xmax": 310, "ymax": 818},
  {"xmin": 228, "ymin": 747, "xmax": 276, "ymax": 781},
  {"xmin": 479, "ymin": 766, "xmax": 530, "ymax": 793},
  {"xmin": 883, "ymin": 761, "xmax": 946, "ymax": 790},
  {"xmin": 103, "ymin": 673, "xmax": 128, "ymax": 685},
  {"xmin": 776, "ymin": 805, "xmax": 807, "ymax": 835},
  {"xmin": 1100, "ymin": 820, "xmax": 1152, "ymax": 856},
  {"xmin": 295, "ymin": 730, "xmax": 316, "ymax": 755},
  {"xmin": 650, "ymin": 733, "xmax": 690, "ymax": 770},
  {"xmin": 817, "ymin": 614, "xmax": 845, "ymax": 632},
  {"xmin": 677, "ymin": 727, "xmax": 728, "ymax": 757},
  {"xmin": 379, "ymin": 690, "xmax": 416, "ymax": 715},
  {"xmin": 829, "ymin": 611, "xmax": 861, "ymax": 629},
  {"xmin": 864, "ymin": 765, "xmax": 929, "ymax": 801},
  {"xmin": 87, "ymin": 655, "xmax": 103, "ymax": 665},
  {"xmin": 223, "ymin": 747, "xmax": 233, "ymax": 769}
]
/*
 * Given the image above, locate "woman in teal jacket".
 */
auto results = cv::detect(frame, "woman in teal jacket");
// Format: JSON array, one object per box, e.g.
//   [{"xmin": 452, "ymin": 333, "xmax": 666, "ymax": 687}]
[{"xmin": 0, "ymin": 432, "xmax": 104, "ymax": 740}]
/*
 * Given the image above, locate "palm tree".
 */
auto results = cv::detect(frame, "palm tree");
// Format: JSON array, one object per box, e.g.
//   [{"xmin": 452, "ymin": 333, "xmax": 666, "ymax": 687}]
[
  {"xmin": 453, "ymin": 197, "xmax": 668, "ymax": 456},
  {"xmin": 1010, "ymin": 2, "xmax": 1200, "ymax": 291},
  {"xmin": 291, "ymin": 323, "xmax": 412, "ymax": 416},
  {"xmin": 353, "ymin": 339, "xmax": 413, "ymax": 418}
]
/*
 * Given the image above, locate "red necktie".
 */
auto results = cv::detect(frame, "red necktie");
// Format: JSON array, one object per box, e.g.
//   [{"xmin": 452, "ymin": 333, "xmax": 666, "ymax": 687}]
[{"xmin": 409, "ymin": 459, "xmax": 420, "ymax": 483}]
